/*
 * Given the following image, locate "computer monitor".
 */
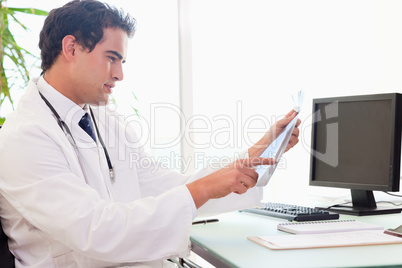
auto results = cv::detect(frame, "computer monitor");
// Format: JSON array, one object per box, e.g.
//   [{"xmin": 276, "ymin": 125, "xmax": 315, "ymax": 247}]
[{"xmin": 309, "ymin": 93, "xmax": 402, "ymax": 216}]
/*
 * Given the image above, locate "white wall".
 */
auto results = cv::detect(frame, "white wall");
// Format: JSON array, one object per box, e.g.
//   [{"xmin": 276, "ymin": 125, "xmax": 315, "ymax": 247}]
[{"xmin": 189, "ymin": 0, "xmax": 402, "ymax": 203}]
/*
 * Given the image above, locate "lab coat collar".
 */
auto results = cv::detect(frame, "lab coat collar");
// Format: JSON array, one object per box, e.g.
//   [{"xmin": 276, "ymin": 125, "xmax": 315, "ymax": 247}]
[{"xmin": 36, "ymin": 76, "xmax": 87, "ymax": 129}]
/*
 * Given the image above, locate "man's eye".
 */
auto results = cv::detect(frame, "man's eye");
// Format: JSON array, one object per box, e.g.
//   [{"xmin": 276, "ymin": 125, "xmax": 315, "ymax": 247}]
[{"xmin": 108, "ymin": 56, "xmax": 116, "ymax": 62}]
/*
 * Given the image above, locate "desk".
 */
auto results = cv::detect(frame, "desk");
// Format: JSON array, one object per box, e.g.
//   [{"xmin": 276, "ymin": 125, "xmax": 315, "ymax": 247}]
[{"xmin": 190, "ymin": 211, "xmax": 402, "ymax": 268}]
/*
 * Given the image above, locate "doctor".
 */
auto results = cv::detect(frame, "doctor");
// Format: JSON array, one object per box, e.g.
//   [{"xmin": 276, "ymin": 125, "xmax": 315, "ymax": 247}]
[{"xmin": 0, "ymin": 0, "xmax": 300, "ymax": 267}]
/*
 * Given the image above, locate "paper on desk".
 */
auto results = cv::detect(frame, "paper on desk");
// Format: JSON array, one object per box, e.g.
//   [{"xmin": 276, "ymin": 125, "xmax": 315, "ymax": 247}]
[
  {"xmin": 277, "ymin": 220, "xmax": 383, "ymax": 234},
  {"xmin": 248, "ymin": 230, "xmax": 402, "ymax": 250},
  {"xmin": 255, "ymin": 90, "xmax": 303, "ymax": 187}
]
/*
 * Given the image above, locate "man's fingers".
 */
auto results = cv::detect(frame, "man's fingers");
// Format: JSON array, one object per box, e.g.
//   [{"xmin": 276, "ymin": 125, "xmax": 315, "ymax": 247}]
[
  {"xmin": 295, "ymin": 118, "xmax": 301, "ymax": 127},
  {"xmin": 292, "ymin": 126, "xmax": 300, "ymax": 138},
  {"xmin": 235, "ymin": 178, "xmax": 254, "ymax": 194},
  {"xmin": 277, "ymin": 111, "xmax": 297, "ymax": 129},
  {"xmin": 246, "ymin": 157, "xmax": 276, "ymax": 168},
  {"xmin": 239, "ymin": 166, "xmax": 259, "ymax": 180},
  {"xmin": 285, "ymin": 109, "xmax": 298, "ymax": 117},
  {"xmin": 228, "ymin": 157, "xmax": 277, "ymax": 195},
  {"xmin": 232, "ymin": 157, "xmax": 276, "ymax": 169}
]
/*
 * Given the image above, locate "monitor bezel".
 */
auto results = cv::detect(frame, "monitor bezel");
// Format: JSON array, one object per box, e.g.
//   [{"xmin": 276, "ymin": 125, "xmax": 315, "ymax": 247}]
[{"xmin": 309, "ymin": 93, "xmax": 402, "ymax": 192}]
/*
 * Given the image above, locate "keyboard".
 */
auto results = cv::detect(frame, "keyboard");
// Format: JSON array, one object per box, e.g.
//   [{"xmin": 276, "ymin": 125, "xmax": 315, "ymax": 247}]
[{"xmin": 240, "ymin": 202, "xmax": 340, "ymax": 221}]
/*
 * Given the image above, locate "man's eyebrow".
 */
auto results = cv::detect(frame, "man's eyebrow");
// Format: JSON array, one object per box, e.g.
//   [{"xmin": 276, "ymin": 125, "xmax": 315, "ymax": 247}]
[{"xmin": 106, "ymin": 50, "xmax": 126, "ymax": 63}]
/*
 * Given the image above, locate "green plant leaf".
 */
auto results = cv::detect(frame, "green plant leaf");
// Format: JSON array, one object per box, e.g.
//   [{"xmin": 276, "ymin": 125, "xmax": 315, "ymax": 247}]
[
  {"xmin": 9, "ymin": 14, "xmax": 27, "ymax": 31},
  {"xmin": 130, "ymin": 92, "xmax": 140, "ymax": 118},
  {"xmin": 0, "ymin": 3, "xmax": 48, "ymax": 113},
  {"xmin": 2, "ymin": 29, "xmax": 30, "ymax": 85},
  {"xmin": 0, "ymin": 61, "xmax": 11, "ymax": 105},
  {"xmin": 8, "ymin": 7, "xmax": 48, "ymax": 16}
]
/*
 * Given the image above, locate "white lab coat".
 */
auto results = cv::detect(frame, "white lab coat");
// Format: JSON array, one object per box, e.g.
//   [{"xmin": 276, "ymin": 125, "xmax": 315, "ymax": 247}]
[{"xmin": 0, "ymin": 77, "xmax": 263, "ymax": 267}]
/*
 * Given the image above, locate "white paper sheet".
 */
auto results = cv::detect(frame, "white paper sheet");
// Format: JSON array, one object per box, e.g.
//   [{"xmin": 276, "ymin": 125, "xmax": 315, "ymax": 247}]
[{"xmin": 248, "ymin": 230, "xmax": 402, "ymax": 250}]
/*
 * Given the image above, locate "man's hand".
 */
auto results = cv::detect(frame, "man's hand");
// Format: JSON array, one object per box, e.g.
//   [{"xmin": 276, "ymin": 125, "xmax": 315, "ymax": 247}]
[
  {"xmin": 186, "ymin": 157, "xmax": 275, "ymax": 208},
  {"xmin": 249, "ymin": 109, "xmax": 301, "ymax": 158}
]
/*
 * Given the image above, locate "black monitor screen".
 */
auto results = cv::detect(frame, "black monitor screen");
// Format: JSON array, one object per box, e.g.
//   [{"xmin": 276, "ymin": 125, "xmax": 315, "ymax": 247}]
[{"xmin": 309, "ymin": 93, "xmax": 402, "ymax": 215}]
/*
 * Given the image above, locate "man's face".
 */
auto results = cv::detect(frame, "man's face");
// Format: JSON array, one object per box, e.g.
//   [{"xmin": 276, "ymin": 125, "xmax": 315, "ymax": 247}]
[{"xmin": 72, "ymin": 27, "xmax": 128, "ymax": 106}]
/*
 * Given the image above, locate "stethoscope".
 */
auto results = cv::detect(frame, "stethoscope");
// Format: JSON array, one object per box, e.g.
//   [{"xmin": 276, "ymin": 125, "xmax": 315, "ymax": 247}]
[{"xmin": 39, "ymin": 92, "xmax": 115, "ymax": 183}]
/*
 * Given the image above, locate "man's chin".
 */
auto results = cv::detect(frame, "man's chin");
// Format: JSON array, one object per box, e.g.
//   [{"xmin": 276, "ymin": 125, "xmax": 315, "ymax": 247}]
[{"xmin": 90, "ymin": 97, "xmax": 109, "ymax": 107}]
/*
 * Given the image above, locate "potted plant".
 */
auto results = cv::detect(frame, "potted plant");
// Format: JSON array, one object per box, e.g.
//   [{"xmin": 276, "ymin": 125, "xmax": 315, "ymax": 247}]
[{"xmin": 0, "ymin": 1, "xmax": 48, "ymax": 125}]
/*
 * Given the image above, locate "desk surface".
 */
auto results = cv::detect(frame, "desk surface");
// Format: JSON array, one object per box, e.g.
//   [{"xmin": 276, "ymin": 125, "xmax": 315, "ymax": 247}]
[{"xmin": 190, "ymin": 211, "xmax": 402, "ymax": 268}]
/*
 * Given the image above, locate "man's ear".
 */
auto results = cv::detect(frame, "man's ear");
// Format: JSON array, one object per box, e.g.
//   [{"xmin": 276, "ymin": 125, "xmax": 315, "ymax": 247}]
[{"xmin": 62, "ymin": 35, "xmax": 77, "ymax": 61}]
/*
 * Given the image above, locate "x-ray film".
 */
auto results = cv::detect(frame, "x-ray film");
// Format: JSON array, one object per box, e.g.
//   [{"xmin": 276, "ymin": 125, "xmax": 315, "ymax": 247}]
[{"xmin": 255, "ymin": 90, "xmax": 303, "ymax": 187}]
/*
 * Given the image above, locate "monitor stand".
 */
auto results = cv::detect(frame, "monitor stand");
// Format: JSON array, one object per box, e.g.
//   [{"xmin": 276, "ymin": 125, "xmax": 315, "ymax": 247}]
[{"xmin": 316, "ymin": 189, "xmax": 402, "ymax": 216}]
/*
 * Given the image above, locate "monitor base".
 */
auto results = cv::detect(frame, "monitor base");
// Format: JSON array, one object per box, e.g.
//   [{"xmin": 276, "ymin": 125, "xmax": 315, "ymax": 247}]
[{"xmin": 317, "ymin": 205, "xmax": 402, "ymax": 216}]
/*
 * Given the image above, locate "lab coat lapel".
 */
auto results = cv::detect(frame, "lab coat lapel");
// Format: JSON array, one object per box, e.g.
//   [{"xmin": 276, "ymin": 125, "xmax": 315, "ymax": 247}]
[
  {"xmin": 25, "ymin": 80, "xmax": 114, "ymax": 200},
  {"xmin": 20, "ymin": 81, "xmax": 87, "ymax": 183}
]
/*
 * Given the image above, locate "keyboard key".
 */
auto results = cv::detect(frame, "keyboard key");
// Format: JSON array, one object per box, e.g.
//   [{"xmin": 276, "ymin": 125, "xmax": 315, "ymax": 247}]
[{"xmin": 240, "ymin": 202, "xmax": 340, "ymax": 221}]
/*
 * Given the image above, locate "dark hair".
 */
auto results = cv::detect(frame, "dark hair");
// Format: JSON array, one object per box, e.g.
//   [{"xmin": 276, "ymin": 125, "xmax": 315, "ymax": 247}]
[{"xmin": 39, "ymin": 0, "xmax": 136, "ymax": 74}]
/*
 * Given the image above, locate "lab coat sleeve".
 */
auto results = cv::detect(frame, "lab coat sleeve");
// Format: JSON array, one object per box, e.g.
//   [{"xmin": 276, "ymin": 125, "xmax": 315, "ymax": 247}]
[
  {"xmin": 106, "ymin": 107, "xmax": 263, "ymax": 218},
  {"xmin": 188, "ymin": 150, "xmax": 264, "ymax": 217},
  {"xmin": 0, "ymin": 123, "xmax": 194, "ymax": 263},
  {"xmin": 132, "ymin": 139, "xmax": 263, "ymax": 217},
  {"xmin": 133, "ymin": 148, "xmax": 192, "ymax": 199}
]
